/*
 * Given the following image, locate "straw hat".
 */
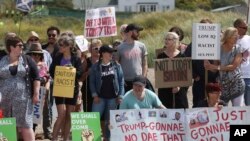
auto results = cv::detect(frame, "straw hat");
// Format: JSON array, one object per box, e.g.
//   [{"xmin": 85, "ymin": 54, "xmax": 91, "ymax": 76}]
[{"xmin": 28, "ymin": 31, "xmax": 39, "ymax": 41}]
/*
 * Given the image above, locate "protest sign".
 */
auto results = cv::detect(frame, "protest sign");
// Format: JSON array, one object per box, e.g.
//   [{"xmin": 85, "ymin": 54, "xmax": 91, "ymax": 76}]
[
  {"xmin": 33, "ymin": 87, "xmax": 46, "ymax": 124},
  {"xmin": 186, "ymin": 107, "xmax": 250, "ymax": 141},
  {"xmin": 0, "ymin": 118, "xmax": 17, "ymax": 141},
  {"xmin": 154, "ymin": 57, "xmax": 192, "ymax": 88},
  {"xmin": 75, "ymin": 35, "xmax": 89, "ymax": 52},
  {"xmin": 192, "ymin": 23, "xmax": 221, "ymax": 60},
  {"xmin": 53, "ymin": 66, "xmax": 76, "ymax": 98},
  {"xmin": 110, "ymin": 107, "xmax": 250, "ymax": 141},
  {"xmin": 84, "ymin": 7, "xmax": 117, "ymax": 38},
  {"xmin": 71, "ymin": 112, "xmax": 101, "ymax": 141},
  {"xmin": 110, "ymin": 109, "xmax": 186, "ymax": 141}
]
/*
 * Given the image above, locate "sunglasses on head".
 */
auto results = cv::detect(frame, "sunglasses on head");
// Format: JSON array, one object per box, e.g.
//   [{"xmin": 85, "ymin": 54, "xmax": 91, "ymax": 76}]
[{"xmin": 48, "ymin": 34, "xmax": 56, "ymax": 37}]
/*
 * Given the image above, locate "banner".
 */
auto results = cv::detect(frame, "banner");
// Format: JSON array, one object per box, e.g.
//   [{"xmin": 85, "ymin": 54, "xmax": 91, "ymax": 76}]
[
  {"xmin": 71, "ymin": 112, "xmax": 101, "ymax": 141},
  {"xmin": 0, "ymin": 118, "xmax": 17, "ymax": 141},
  {"xmin": 33, "ymin": 87, "xmax": 46, "ymax": 124},
  {"xmin": 192, "ymin": 23, "xmax": 221, "ymax": 60},
  {"xmin": 154, "ymin": 57, "xmax": 192, "ymax": 88},
  {"xmin": 53, "ymin": 66, "xmax": 76, "ymax": 98},
  {"xmin": 110, "ymin": 109, "xmax": 186, "ymax": 141},
  {"xmin": 16, "ymin": 0, "xmax": 33, "ymax": 12},
  {"xmin": 84, "ymin": 7, "xmax": 117, "ymax": 38},
  {"xmin": 110, "ymin": 107, "xmax": 250, "ymax": 141}
]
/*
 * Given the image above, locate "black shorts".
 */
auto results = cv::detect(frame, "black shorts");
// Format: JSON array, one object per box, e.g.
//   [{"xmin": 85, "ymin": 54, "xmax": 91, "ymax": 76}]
[{"xmin": 54, "ymin": 91, "xmax": 78, "ymax": 105}]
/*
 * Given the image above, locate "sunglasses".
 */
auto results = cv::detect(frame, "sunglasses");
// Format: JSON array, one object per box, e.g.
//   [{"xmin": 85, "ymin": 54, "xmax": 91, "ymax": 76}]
[
  {"xmin": 48, "ymin": 34, "xmax": 56, "ymax": 37},
  {"xmin": 31, "ymin": 53, "xmax": 42, "ymax": 57},
  {"xmin": 238, "ymin": 26, "xmax": 248, "ymax": 30},
  {"xmin": 29, "ymin": 38, "xmax": 39, "ymax": 42},
  {"xmin": 59, "ymin": 43, "xmax": 68, "ymax": 48},
  {"xmin": 92, "ymin": 47, "xmax": 100, "ymax": 51},
  {"xmin": 14, "ymin": 44, "xmax": 24, "ymax": 48}
]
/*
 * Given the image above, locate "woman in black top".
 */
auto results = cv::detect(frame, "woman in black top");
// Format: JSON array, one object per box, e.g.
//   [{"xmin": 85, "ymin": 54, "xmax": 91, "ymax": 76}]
[{"xmin": 157, "ymin": 32, "xmax": 189, "ymax": 109}]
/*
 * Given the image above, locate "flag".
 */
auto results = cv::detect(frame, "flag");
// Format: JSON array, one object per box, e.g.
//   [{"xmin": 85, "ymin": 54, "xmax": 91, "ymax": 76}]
[{"xmin": 16, "ymin": 0, "xmax": 33, "ymax": 12}]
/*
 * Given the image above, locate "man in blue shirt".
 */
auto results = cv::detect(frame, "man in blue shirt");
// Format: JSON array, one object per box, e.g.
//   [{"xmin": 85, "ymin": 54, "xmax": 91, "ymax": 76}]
[{"xmin": 119, "ymin": 75, "xmax": 166, "ymax": 109}]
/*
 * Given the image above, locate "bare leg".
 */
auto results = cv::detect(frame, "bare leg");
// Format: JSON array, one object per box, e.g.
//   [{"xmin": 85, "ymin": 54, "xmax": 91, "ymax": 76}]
[
  {"xmin": 63, "ymin": 105, "xmax": 75, "ymax": 140},
  {"xmin": 52, "ymin": 104, "xmax": 66, "ymax": 140},
  {"xmin": 20, "ymin": 127, "xmax": 35, "ymax": 141}
]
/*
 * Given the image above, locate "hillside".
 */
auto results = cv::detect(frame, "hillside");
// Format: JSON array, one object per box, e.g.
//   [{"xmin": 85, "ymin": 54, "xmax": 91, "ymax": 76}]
[{"xmin": 0, "ymin": 9, "xmax": 245, "ymax": 66}]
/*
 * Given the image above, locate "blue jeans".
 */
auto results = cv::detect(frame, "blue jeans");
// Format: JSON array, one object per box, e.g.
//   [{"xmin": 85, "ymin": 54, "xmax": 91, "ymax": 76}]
[
  {"xmin": 244, "ymin": 78, "xmax": 250, "ymax": 105},
  {"xmin": 92, "ymin": 98, "xmax": 117, "ymax": 139}
]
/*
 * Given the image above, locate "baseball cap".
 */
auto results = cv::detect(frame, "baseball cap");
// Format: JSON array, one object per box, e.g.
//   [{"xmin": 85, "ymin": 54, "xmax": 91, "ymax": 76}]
[
  {"xmin": 99, "ymin": 45, "xmax": 116, "ymax": 54},
  {"xmin": 133, "ymin": 75, "xmax": 146, "ymax": 86},
  {"xmin": 124, "ymin": 23, "xmax": 144, "ymax": 33}
]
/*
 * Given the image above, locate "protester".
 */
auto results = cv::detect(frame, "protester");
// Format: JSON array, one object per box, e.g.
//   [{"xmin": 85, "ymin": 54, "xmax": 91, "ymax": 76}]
[
  {"xmin": 120, "ymin": 24, "xmax": 128, "ymax": 41},
  {"xmin": 25, "ymin": 31, "xmax": 53, "ymax": 139},
  {"xmin": 169, "ymin": 26, "xmax": 187, "ymax": 54},
  {"xmin": 233, "ymin": 18, "xmax": 250, "ymax": 106},
  {"xmin": 0, "ymin": 36, "xmax": 40, "ymax": 141},
  {"xmin": 185, "ymin": 18, "xmax": 219, "ymax": 107},
  {"xmin": 119, "ymin": 75, "xmax": 166, "ymax": 109},
  {"xmin": 50, "ymin": 33, "xmax": 83, "ymax": 140},
  {"xmin": 81, "ymin": 39, "xmax": 102, "ymax": 112},
  {"xmin": 197, "ymin": 83, "xmax": 226, "ymax": 107},
  {"xmin": 0, "ymin": 32, "xmax": 16, "ymax": 60},
  {"xmin": 89, "ymin": 45, "xmax": 124, "ymax": 141},
  {"xmin": 204, "ymin": 27, "xmax": 245, "ymax": 106},
  {"xmin": 157, "ymin": 32, "xmax": 189, "ymax": 109},
  {"xmin": 27, "ymin": 43, "xmax": 50, "ymax": 135},
  {"xmin": 116, "ymin": 23, "xmax": 148, "ymax": 92},
  {"xmin": 26, "ymin": 31, "xmax": 52, "ymax": 67}
]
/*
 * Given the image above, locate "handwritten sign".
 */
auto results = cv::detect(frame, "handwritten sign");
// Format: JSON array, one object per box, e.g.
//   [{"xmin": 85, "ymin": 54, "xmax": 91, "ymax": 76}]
[
  {"xmin": 84, "ymin": 7, "xmax": 117, "ymax": 38},
  {"xmin": 110, "ymin": 109, "xmax": 186, "ymax": 141},
  {"xmin": 186, "ymin": 107, "xmax": 250, "ymax": 141},
  {"xmin": 154, "ymin": 57, "xmax": 192, "ymax": 88},
  {"xmin": 71, "ymin": 112, "xmax": 101, "ymax": 141},
  {"xmin": 110, "ymin": 107, "xmax": 250, "ymax": 141},
  {"xmin": 0, "ymin": 118, "xmax": 17, "ymax": 141},
  {"xmin": 53, "ymin": 66, "xmax": 76, "ymax": 98},
  {"xmin": 192, "ymin": 23, "xmax": 221, "ymax": 60}
]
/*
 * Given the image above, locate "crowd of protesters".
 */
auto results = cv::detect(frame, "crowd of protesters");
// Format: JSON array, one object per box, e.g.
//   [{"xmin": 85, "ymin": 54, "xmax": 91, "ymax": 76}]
[{"xmin": 0, "ymin": 17, "xmax": 249, "ymax": 141}]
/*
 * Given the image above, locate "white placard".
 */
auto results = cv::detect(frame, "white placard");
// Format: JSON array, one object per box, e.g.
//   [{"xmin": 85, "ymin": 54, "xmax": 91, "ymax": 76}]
[
  {"xmin": 75, "ymin": 35, "xmax": 89, "ymax": 52},
  {"xmin": 84, "ymin": 7, "xmax": 117, "ymax": 38},
  {"xmin": 192, "ymin": 23, "xmax": 221, "ymax": 60}
]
